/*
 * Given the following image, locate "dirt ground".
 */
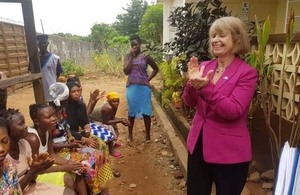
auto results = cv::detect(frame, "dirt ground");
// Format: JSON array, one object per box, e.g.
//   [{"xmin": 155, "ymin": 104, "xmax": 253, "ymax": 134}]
[{"xmin": 7, "ymin": 73, "xmax": 186, "ymax": 195}]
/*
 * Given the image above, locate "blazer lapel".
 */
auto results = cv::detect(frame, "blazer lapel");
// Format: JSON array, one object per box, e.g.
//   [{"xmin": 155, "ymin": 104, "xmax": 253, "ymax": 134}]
[
  {"xmin": 203, "ymin": 59, "xmax": 218, "ymax": 75},
  {"xmin": 215, "ymin": 57, "xmax": 243, "ymax": 88},
  {"xmin": 201, "ymin": 60, "xmax": 218, "ymax": 116}
]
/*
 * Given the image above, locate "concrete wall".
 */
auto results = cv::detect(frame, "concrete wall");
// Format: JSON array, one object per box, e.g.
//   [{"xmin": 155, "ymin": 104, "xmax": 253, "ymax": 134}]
[
  {"xmin": 47, "ymin": 35, "xmax": 95, "ymax": 66},
  {"xmin": 162, "ymin": 0, "xmax": 185, "ymax": 44},
  {"xmin": 223, "ymin": 0, "xmax": 279, "ymax": 34},
  {"xmin": 162, "ymin": 0, "xmax": 292, "ymax": 45},
  {"xmin": 275, "ymin": 0, "xmax": 288, "ymax": 33}
]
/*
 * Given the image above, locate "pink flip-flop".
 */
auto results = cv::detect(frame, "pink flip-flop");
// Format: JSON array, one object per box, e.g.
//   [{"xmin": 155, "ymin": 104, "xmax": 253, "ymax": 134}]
[
  {"xmin": 112, "ymin": 151, "xmax": 122, "ymax": 158},
  {"xmin": 115, "ymin": 142, "xmax": 122, "ymax": 148}
]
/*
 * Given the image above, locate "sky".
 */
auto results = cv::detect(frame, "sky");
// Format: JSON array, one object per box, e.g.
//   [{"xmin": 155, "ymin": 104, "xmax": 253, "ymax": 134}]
[{"xmin": 0, "ymin": 0, "xmax": 154, "ymax": 36}]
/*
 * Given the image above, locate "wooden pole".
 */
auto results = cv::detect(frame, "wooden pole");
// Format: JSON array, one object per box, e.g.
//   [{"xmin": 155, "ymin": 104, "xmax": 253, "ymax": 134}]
[{"xmin": 21, "ymin": 0, "xmax": 45, "ymax": 104}]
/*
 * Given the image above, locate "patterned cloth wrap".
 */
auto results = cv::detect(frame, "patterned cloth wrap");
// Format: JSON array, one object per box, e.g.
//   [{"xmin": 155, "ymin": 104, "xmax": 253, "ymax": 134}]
[
  {"xmin": 90, "ymin": 123, "xmax": 114, "ymax": 142},
  {"xmin": 0, "ymin": 158, "xmax": 22, "ymax": 195},
  {"xmin": 59, "ymin": 146, "xmax": 113, "ymax": 195}
]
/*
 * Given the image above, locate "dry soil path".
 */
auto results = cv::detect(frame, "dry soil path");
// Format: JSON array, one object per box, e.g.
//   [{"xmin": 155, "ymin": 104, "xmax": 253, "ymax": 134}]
[{"xmin": 7, "ymin": 73, "xmax": 186, "ymax": 195}]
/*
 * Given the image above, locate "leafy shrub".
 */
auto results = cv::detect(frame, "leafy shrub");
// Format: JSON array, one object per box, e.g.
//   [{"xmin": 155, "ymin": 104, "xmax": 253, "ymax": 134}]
[
  {"xmin": 61, "ymin": 59, "xmax": 84, "ymax": 77},
  {"xmin": 145, "ymin": 43, "xmax": 164, "ymax": 64},
  {"xmin": 161, "ymin": 88, "xmax": 173, "ymax": 107},
  {"xmin": 164, "ymin": 0, "xmax": 231, "ymax": 70},
  {"xmin": 159, "ymin": 56, "xmax": 187, "ymax": 108}
]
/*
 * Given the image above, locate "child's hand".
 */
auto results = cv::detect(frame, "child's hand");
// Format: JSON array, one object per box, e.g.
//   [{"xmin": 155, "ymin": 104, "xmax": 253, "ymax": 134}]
[
  {"xmin": 61, "ymin": 160, "xmax": 83, "ymax": 175},
  {"xmin": 82, "ymin": 137, "xmax": 99, "ymax": 149},
  {"xmin": 85, "ymin": 130, "xmax": 91, "ymax": 138},
  {"xmin": 121, "ymin": 118, "xmax": 130, "ymax": 126},
  {"xmin": 69, "ymin": 140, "xmax": 85, "ymax": 148},
  {"xmin": 95, "ymin": 153, "xmax": 107, "ymax": 166},
  {"xmin": 68, "ymin": 136, "xmax": 75, "ymax": 143},
  {"xmin": 130, "ymin": 47, "xmax": 137, "ymax": 57},
  {"xmin": 90, "ymin": 89, "xmax": 105, "ymax": 102},
  {"xmin": 30, "ymin": 153, "xmax": 55, "ymax": 173}
]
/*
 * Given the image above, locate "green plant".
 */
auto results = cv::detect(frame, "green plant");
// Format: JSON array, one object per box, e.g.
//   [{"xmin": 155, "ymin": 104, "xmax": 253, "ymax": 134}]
[
  {"xmin": 164, "ymin": 0, "xmax": 231, "ymax": 70},
  {"xmin": 159, "ymin": 56, "xmax": 187, "ymax": 108},
  {"xmin": 92, "ymin": 50, "xmax": 124, "ymax": 77},
  {"xmin": 246, "ymin": 15, "xmax": 275, "ymax": 165},
  {"xmin": 61, "ymin": 59, "xmax": 84, "ymax": 77},
  {"xmin": 247, "ymin": 10, "xmax": 298, "ymax": 168},
  {"xmin": 246, "ymin": 15, "xmax": 272, "ymax": 119},
  {"xmin": 161, "ymin": 88, "xmax": 173, "ymax": 107}
]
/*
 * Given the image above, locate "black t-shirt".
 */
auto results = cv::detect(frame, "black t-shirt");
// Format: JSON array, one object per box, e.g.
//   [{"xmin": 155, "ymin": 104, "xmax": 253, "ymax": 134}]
[{"xmin": 66, "ymin": 100, "xmax": 89, "ymax": 140}]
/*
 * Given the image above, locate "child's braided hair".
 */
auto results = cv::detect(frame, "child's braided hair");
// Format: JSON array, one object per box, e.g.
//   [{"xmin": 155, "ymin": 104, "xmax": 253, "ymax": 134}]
[
  {"xmin": 0, "ymin": 108, "xmax": 20, "ymax": 122},
  {"xmin": 0, "ymin": 108, "xmax": 19, "ymax": 135}
]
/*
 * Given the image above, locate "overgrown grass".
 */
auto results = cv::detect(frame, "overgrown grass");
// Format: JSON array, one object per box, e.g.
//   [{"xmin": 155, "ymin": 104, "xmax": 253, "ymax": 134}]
[
  {"xmin": 61, "ymin": 59, "xmax": 84, "ymax": 77},
  {"xmin": 92, "ymin": 50, "xmax": 125, "ymax": 77}
]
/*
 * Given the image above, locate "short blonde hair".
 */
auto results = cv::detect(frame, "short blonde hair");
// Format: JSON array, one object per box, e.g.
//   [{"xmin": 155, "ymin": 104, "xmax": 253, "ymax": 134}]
[{"xmin": 209, "ymin": 16, "xmax": 250, "ymax": 56}]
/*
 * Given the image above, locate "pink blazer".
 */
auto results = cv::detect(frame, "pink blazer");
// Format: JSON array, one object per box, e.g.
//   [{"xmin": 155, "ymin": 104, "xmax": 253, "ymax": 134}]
[{"xmin": 183, "ymin": 57, "xmax": 258, "ymax": 164}]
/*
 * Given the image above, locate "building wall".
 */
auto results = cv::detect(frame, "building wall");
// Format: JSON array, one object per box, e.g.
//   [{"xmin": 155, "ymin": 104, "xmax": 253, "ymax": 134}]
[
  {"xmin": 163, "ymin": 0, "xmax": 185, "ymax": 44},
  {"xmin": 223, "ymin": 0, "xmax": 299, "ymax": 33},
  {"xmin": 162, "ymin": 0, "xmax": 291, "ymax": 45},
  {"xmin": 285, "ymin": 0, "xmax": 300, "ymax": 33},
  {"xmin": 276, "ymin": 0, "xmax": 288, "ymax": 33},
  {"xmin": 223, "ymin": 0, "xmax": 279, "ymax": 33},
  {"xmin": 47, "ymin": 35, "xmax": 94, "ymax": 66}
]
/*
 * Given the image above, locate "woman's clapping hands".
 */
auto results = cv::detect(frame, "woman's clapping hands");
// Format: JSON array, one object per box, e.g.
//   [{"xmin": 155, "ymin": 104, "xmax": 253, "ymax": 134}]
[{"xmin": 188, "ymin": 56, "xmax": 213, "ymax": 89}]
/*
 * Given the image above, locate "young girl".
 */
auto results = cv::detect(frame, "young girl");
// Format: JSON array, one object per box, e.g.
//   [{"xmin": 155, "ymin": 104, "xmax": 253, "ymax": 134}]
[
  {"xmin": 123, "ymin": 34, "xmax": 159, "ymax": 142},
  {"xmin": 66, "ymin": 76, "xmax": 105, "ymax": 116},
  {"xmin": 25, "ymin": 104, "xmax": 88, "ymax": 195},
  {"xmin": 49, "ymin": 82, "xmax": 113, "ymax": 195},
  {"xmin": 65, "ymin": 81, "xmax": 117, "ymax": 154},
  {"xmin": 53, "ymin": 104, "xmax": 113, "ymax": 194},
  {"xmin": 1, "ymin": 108, "xmax": 76, "ymax": 195},
  {"xmin": 0, "ymin": 117, "xmax": 22, "ymax": 194}
]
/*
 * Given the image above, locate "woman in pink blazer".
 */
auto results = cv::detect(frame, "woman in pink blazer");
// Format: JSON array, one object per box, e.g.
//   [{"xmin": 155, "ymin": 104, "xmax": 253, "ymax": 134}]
[{"xmin": 183, "ymin": 16, "xmax": 258, "ymax": 195}]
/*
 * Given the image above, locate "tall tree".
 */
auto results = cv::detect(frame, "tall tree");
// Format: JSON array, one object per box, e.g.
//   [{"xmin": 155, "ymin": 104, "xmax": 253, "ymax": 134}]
[
  {"xmin": 89, "ymin": 23, "xmax": 119, "ymax": 51},
  {"xmin": 139, "ymin": 3, "xmax": 163, "ymax": 45},
  {"xmin": 113, "ymin": 0, "xmax": 148, "ymax": 36}
]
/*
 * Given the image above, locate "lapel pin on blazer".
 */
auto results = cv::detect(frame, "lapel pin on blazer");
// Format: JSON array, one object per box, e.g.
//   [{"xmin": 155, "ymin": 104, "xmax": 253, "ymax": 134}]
[{"xmin": 223, "ymin": 76, "xmax": 229, "ymax": 80}]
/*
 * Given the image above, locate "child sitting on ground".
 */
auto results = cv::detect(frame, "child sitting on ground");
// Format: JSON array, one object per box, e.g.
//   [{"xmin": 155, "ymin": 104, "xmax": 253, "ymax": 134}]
[
  {"xmin": 2, "ymin": 108, "xmax": 76, "ymax": 195},
  {"xmin": 25, "ymin": 103, "xmax": 88, "ymax": 195},
  {"xmin": 65, "ymin": 81, "xmax": 115, "ymax": 153},
  {"xmin": 89, "ymin": 92, "xmax": 130, "ymax": 158},
  {"xmin": 49, "ymin": 82, "xmax": 113, "ymax": 195},
  {"xmin": 0, "ymin": 117, "xmax": 23, "ymax": 194},
  {"xmin": 67, "ymin": 76, "xmax": 105, "ymax": 115}
]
